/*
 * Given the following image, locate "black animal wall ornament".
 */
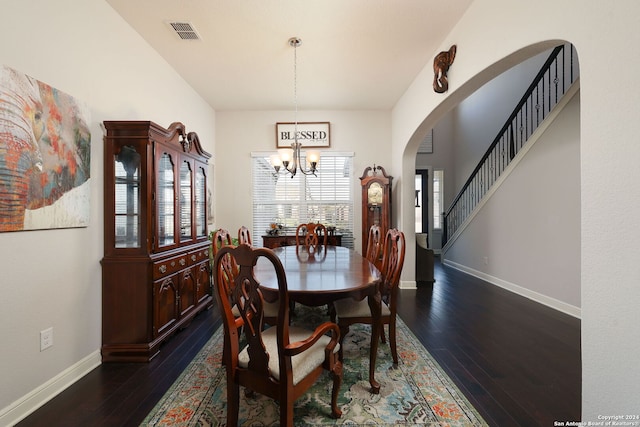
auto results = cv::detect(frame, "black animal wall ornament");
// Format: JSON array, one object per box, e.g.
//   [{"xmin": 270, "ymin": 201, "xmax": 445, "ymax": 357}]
[{"xmin": 433, "ymin": 45, "xmax": 457, "ymax": 93}]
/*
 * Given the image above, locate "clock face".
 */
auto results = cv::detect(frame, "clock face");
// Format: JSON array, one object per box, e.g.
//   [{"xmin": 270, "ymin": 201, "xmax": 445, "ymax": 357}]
[{"xmin": 367, "ymin": 182, "xmax": 383, "ymax": 205}]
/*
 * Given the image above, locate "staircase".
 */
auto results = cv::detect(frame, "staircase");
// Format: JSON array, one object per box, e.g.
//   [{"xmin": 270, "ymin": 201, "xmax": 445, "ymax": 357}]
[{"xmin": 442, "ymin": 44, "xmax": 579, "ymax": 246}]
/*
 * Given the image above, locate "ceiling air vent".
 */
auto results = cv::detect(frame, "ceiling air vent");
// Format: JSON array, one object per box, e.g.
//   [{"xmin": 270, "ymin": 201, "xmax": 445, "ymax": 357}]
[{"xmin": 168, "ymin": 22, "xmax": 201, "ymax": 40}]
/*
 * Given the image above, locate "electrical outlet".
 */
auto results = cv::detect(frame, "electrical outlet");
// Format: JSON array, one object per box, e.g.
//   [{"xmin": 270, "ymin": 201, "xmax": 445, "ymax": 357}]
[
  {"xmin": 483, "ymin": 256, "xmax": 489, "ymax": 265},
  {"xmin": 40, "ymin": 327, "xmax": 53, "ymax": 351}
]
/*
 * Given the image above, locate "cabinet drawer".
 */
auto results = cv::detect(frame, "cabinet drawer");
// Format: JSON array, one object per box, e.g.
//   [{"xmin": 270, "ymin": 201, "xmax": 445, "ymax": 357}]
[
  {"xmin": 188, "ymin": 247, "xmax": 210, "ymax": 266},
  {"xmin": 262, "ymin": 235, "xmax": 297, "ymax": 248},
  {"xmin": 153, "ymin": 254, "xmax": 188, "ymax": 280}
]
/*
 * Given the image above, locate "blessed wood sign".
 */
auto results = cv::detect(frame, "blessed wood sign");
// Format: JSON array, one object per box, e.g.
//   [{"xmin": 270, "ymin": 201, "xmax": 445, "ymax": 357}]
[{"xmin": 276, "ymin": 122, "xmax": 330, "ymax": 148}]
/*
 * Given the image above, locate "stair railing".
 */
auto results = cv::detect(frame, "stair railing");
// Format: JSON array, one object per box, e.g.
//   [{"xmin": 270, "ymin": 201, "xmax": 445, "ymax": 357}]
[{"xmin": 442, "ymin": 44, "xmax": 578, "ymax": 245}]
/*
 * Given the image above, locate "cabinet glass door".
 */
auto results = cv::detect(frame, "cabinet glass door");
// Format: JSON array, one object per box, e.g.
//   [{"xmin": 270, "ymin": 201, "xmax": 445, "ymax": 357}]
[
  {"xmin": 157, "ymin": 152, "xmax": 175, "ymax": 247},
  {"xmin": 114, "ymin": 145, "xmax": 141, "ymax": 248},
  {"xmin": 180, "ymin": 160, "xmax": 192, "ymax": 240},
  {"xmin": 195, "ymin": 164, "xmax": 207, "ymax": 237}
]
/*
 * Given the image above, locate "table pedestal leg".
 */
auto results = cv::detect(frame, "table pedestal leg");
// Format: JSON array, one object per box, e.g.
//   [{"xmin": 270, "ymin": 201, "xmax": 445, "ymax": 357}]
[{"xmin": 367, "ymin": 291, "xmax": 382, "ymax": 394}]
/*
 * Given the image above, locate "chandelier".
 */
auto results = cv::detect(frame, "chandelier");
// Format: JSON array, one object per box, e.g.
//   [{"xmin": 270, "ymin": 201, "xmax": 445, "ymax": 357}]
[{"xmin": 271, "ymin": 37, "xmax": 320, "ymax": 178}]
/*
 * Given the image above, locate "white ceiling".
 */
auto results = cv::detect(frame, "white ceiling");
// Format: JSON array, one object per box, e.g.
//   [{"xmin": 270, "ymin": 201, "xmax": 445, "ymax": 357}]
[{"xmin": 106, "ymin": 0, "xmax": 473, "ymax": 111}]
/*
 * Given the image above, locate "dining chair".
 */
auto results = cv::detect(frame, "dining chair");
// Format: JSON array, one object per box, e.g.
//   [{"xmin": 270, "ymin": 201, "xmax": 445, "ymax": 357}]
[
  {"xmin": 238, "ymin": 225, "xmax": 252, "ymax": 246},
  {"xmin": 211, "ymin": 229, "xmax": 239, "ymax": 364},
  {"xmin": 212, "ymin": 227, "xmax": 276, "ymax": 325},
  {"xmin": 331, "ymin": 228, "xmax": 406, "ymax": 365},
  {"xmin": 364, "ymin": 224, "xmax": 383, "ymax": 270},
  {"xmin": 211, "ymin": 229, "xmax": 238, "ymax": 310},
  {"xmin": 295, "ymin": 222, "xmax": 328, "ymax": 250},
  {"xmin": 213, "ymin": 244, "xmax": 343, "ymax": 426},
  {"xmin": 212, "ymin": 228, "xmax": 234, "ymax": 255}
]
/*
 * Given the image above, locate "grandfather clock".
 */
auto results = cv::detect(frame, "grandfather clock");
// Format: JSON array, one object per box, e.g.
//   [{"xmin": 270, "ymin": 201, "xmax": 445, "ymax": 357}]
[{"xmin": 360, "ymin": 165, "xmax": 392, "ymax": 254}]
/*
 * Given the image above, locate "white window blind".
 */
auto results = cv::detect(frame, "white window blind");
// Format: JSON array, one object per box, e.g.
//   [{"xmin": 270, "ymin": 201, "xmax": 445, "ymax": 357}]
[{"xmin": 252, "ymin": 152, "xmax": 354, "ymax": 248}]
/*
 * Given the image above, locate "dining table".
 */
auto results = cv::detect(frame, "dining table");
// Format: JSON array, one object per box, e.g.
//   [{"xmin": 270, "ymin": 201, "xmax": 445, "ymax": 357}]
[{"xmin": 254, "ymin": 245, "xmax": 384, "ymax": 393}]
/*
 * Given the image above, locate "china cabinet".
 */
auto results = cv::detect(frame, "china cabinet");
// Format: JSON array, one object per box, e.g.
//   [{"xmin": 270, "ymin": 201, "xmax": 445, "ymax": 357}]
[{"xmin": 101, "ymin": 121, "xmax": 211, "ymax": 362}]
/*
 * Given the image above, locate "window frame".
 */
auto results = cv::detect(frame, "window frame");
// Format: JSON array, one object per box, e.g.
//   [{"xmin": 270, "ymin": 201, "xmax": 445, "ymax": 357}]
[{"xmin": 433, "ymin": 169, "xmax": 444, "ymax": 230}]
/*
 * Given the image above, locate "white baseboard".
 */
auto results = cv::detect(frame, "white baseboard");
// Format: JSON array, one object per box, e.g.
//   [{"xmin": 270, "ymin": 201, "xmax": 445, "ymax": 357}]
[
  {"xmin": 443, "ymin": 259, "xmax": 581, "ymax": 318},
  {"xmin": 0, "ymin": 350, "xmax": 101, "ymax": 427},
  {"xmin": 400, "ymin": 280, "xmax": 417, "ymax": 290}
]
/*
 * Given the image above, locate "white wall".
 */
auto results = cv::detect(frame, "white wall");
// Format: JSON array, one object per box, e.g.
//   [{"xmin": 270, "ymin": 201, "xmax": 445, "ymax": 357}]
[
  {"xmin": 391, "ymin": 0, "xmax": 640, "ymax": 419},
  {"xmin": 446, "ymin": 91, "xmax": 581, "ymax": 312},
  {"xmin": 451, "ymin": 50, "xmax": 550, "ymax": 191},
  {"xmin": 215, "ymin": 110, "xmax": 391, "ymax": 254},
  {"xmin": 0, "ymin": 0, "xmax": 215, "ymax": 424}
]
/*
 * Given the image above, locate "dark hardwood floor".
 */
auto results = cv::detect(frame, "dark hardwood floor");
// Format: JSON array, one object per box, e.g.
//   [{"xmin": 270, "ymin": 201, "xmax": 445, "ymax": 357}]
[
  {"xmin": 17, "ymin": 256, "xmax": 580, "ymax": 426},
  {"xmin": 401, "ymin": 257, "xmax": 581, "ymax": 426}
]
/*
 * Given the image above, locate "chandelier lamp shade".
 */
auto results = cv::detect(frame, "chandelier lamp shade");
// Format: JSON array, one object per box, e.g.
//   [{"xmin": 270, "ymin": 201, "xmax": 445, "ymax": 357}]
[{"xmin": 271, "ymin": 37, "xmax": 320, "ymax": 178}]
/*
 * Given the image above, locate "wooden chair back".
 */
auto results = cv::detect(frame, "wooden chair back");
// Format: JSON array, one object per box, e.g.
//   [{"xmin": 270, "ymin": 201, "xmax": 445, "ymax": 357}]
[
  {"xmin": 330, "ymin": 227, "xmax": 406, "ymax": 366},
  {"xmin": 213, "ymin": 244, "xmax": 343, "ymax": 426},
  {"xmin": 379, "ymin": 228, "xmax": 406, "ymax": 303},
  {"xmin": 295, "ymin": 223, "xmax": 328, "ymax": 249},
  {"xmin": 236, "ymin": 226, "xmax": 282, "ymax": 324},
  {"xmin": 238, "ymin": 226, "xmax": 252, "ymax": 246},
  {"xmin": 365, "ymin": 225, "xmax": 383, "ymax": 269},
  {"xmin": 212, "ymin": 228, "xmax": 234, "ymax": 255},
  {"xmin": 211, "ymin": 228, "xmax": 239, "ymax": 359}
]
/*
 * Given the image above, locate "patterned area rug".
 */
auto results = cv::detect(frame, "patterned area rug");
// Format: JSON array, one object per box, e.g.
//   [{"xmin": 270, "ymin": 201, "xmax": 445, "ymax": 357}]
[{"xmin": 142, "ymin": 306, "xmax": 487, "ymax": 426}]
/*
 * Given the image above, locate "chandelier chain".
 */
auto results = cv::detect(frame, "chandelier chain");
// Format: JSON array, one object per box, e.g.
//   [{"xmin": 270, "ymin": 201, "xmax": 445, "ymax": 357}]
[
  {"xmin": 294, "ymin": 38, "xmax": 298, "ymax": 139},
  {"xmin": 270, "ymin": 37, "xmax": 318, "ymax": 178}
]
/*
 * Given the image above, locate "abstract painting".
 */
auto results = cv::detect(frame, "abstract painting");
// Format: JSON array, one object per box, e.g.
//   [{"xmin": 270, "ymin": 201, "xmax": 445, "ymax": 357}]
[{"xmin": 0, "ymin": 65, "xmax": 91, "ymax": 232}]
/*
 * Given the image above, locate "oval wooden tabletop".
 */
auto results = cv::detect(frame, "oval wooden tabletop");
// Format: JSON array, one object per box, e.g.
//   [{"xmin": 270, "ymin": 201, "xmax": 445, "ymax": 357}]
[{"xmin": 255, "ymin": 245, "xmax": 382, "ymax": 306}]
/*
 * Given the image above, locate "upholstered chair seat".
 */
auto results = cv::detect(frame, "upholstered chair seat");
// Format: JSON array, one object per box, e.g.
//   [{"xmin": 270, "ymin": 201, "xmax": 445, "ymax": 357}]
[
  {"xmin": 333, "ymin": 298, "xmax": 391, "ymax": 319},
  {"xmin": 238, "ymin": 325, "xmax": 340, "ymax": 385}
]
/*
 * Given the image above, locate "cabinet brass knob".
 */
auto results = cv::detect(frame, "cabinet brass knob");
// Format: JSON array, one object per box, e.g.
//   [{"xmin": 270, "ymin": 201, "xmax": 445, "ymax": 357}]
[{"xmin": 159, "ymin": 265, "xmax": 167, "ymax": 274}]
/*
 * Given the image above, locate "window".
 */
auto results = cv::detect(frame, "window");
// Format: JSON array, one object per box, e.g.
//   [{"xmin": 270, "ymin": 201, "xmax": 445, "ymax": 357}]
[
  {"xmin": 433, "ymin": 169, "xmax": 444, "ymax": 229},
  {"xmin": 252, "ymin": 152, "xmax": 354, "ymax": 248},
  {"xmin": 415, "ymin": 171, "xmax": 428, "ymax": 233}
]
